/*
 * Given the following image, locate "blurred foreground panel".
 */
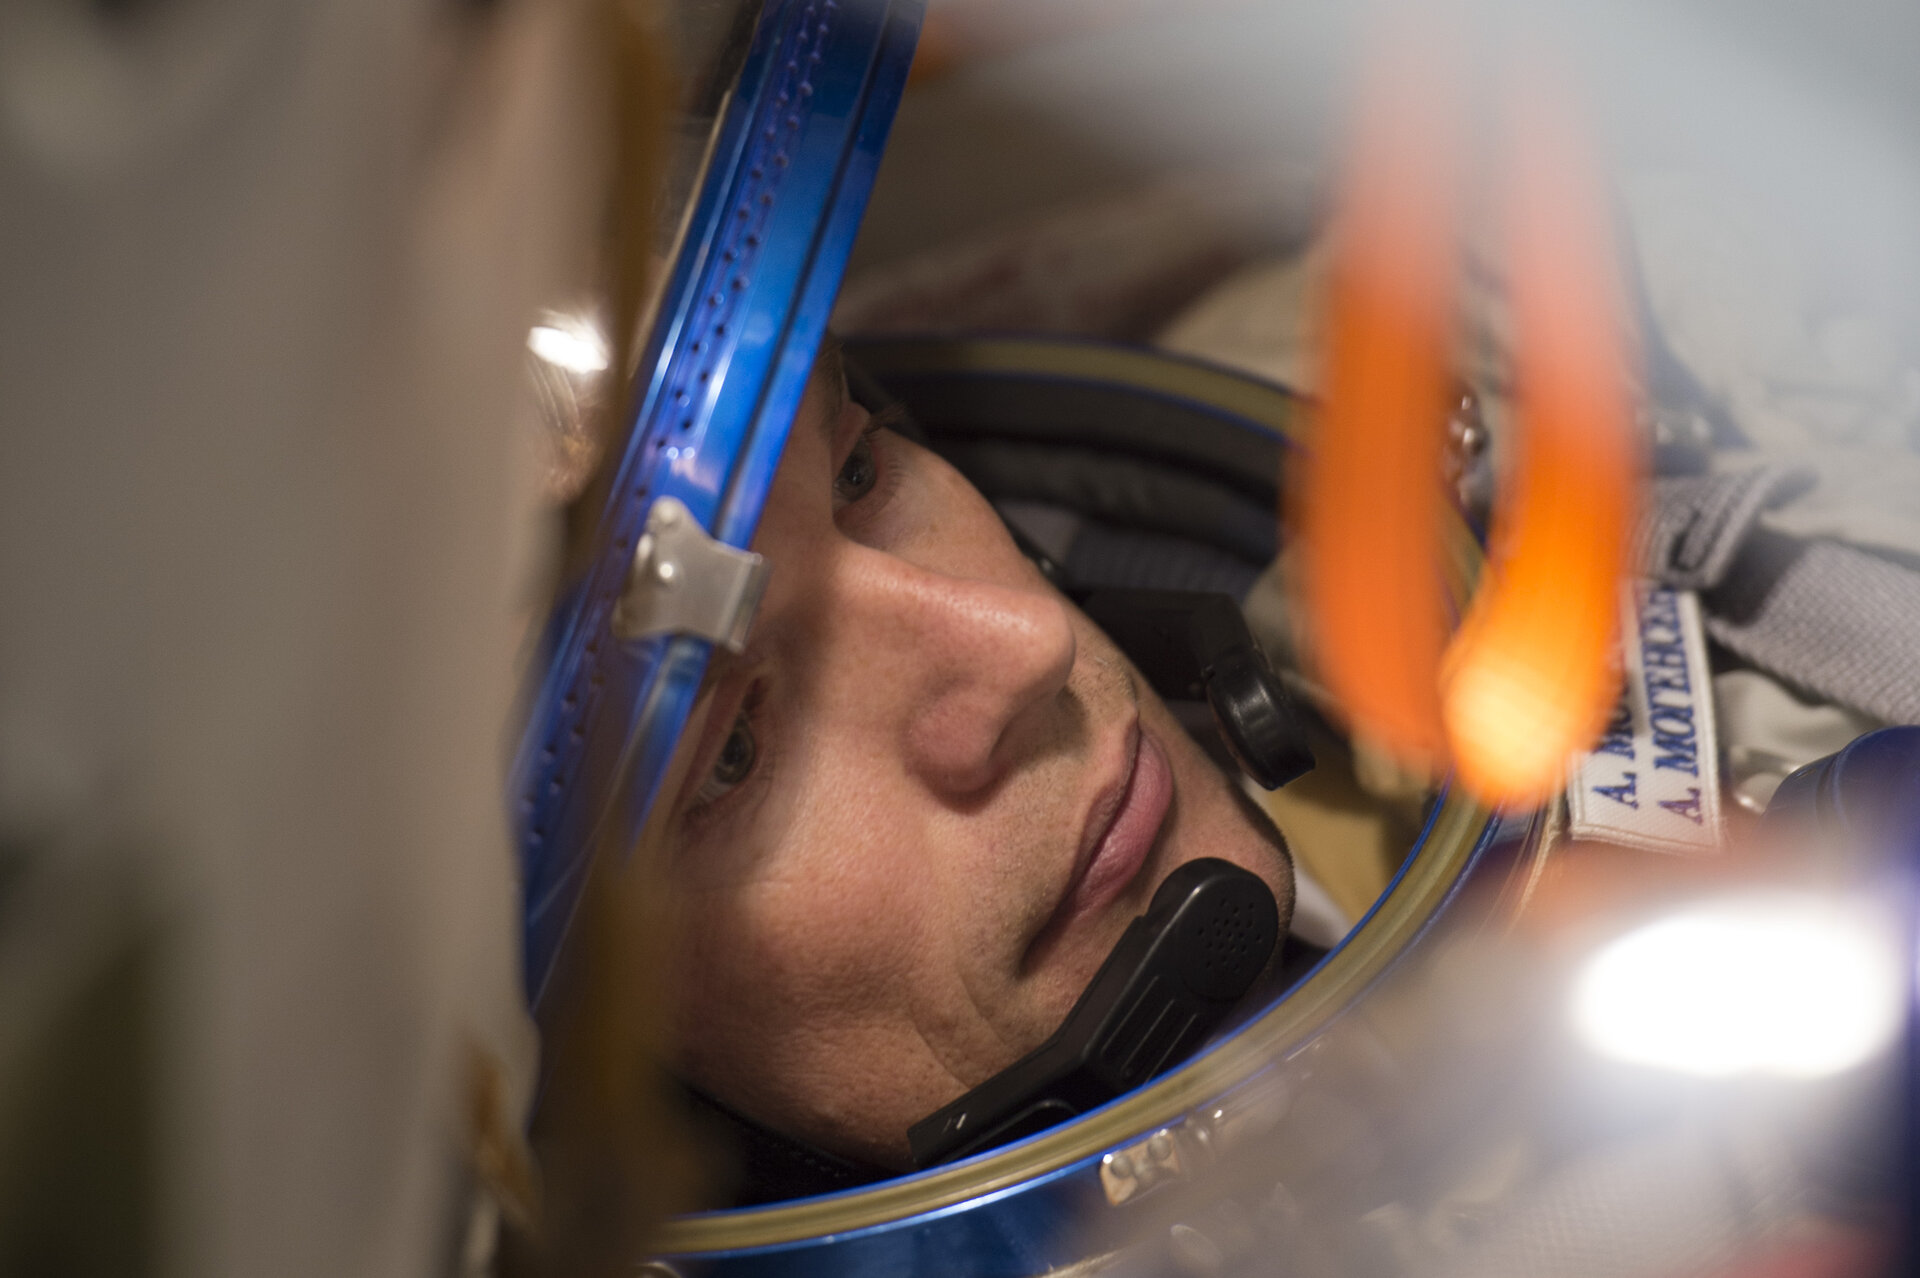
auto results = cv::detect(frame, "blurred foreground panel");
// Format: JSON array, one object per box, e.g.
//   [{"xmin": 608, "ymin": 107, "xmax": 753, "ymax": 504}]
[{"xmin": 0, "ymin": 1, "xmax": 608, "ymax": 1274}]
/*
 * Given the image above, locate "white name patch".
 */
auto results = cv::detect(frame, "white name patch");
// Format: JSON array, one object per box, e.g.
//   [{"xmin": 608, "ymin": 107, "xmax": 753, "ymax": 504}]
[{"xmin": 1567, "ymin": 583, "xmax": 1724, "ymax": 854}]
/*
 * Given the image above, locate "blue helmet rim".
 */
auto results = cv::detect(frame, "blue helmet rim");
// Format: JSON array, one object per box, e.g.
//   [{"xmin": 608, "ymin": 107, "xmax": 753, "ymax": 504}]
[{"xmin": 514, "ymin": 0, "xmax": 927, "ymax": 1014}]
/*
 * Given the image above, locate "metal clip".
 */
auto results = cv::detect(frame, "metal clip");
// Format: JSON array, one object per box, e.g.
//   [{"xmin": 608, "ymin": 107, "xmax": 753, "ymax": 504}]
[{"xmin": 612, "ymin": 497, "xmax": 769, "ymax": 653}]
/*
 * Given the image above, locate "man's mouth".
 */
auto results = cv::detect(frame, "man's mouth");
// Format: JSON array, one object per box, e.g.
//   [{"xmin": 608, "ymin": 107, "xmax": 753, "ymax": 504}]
[{"xmin": 1033, "ymin": 722, "xmax": 1175, "ymax": 957}]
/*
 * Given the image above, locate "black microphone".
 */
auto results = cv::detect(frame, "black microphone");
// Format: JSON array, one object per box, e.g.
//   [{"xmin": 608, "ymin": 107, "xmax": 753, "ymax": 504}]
[{"xmin": 908, "ymin": 857, "xmax": 1279, "ymax": 1168}]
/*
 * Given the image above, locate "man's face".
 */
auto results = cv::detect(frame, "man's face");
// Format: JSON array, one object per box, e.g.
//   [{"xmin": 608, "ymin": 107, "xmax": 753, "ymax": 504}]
[{"xmin": 662, "ymin": 347, "xmax": 1295, "ymax": 1168}]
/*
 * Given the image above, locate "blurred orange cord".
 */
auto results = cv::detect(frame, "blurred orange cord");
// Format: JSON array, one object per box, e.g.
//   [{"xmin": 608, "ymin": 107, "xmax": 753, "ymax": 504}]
[
  {"xmin": 1302, "ymin": 10, "xmax": 1641, "ymax": 809},
  {"xmin": 1299, "ymin": 4, "xmax": 1463, "ymax": 770},
  {"xmin": 1440, "ymin": 56, "xmax": 1638, "ymax": 806}
]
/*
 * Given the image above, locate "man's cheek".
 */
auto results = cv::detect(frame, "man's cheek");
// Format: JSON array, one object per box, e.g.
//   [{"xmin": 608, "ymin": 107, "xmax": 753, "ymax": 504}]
[
  {"xmin": 668, "ymin": 888, "xmax": 896, "ymax": 1074},
  {"xmin": 750, "ymin": 842, "xmax": 935, "ymax": 1008}
]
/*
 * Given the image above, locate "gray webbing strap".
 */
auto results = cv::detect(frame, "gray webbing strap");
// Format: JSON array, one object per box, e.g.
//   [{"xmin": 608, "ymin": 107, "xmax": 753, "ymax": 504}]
[
  {"xmin": 1640, "ymin": 465, "xmax": 1814, "ymax": 590},
  {"xmin": 1643, "ymin": 466, "xmax": 1920, "ymax": 725},
  {"xmin": 1702, "ymin": 530, "xmax": 1920, "ymax": 725}
]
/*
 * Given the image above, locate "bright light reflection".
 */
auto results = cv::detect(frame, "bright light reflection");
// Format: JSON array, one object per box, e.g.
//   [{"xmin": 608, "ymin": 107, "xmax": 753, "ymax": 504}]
[
  {"xmin": 527, "ymin": 319, "xmax": 609, "ymax": 374},
  {"xmin": 1572, "ymin": 895, "xmax": 1903, "ymax": 1078}
]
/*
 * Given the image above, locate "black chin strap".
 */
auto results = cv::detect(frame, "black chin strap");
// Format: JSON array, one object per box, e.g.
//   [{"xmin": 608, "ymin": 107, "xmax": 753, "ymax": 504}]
[{"xmin": 680, "ymin": 1085, "xmax": 892, "ymax": 1207}]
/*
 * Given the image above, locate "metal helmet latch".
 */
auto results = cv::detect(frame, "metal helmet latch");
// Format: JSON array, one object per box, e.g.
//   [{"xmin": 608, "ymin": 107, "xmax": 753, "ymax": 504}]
[{"xmin": 612, "ymin": 496, "xmax": 769, "ymax": 653}]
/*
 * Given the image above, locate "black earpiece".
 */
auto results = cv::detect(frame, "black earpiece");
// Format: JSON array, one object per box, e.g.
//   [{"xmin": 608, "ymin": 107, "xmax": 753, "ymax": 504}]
[{"xmin": 1074, "ymin": 588, "xmax": 1315, "ymax": 791}]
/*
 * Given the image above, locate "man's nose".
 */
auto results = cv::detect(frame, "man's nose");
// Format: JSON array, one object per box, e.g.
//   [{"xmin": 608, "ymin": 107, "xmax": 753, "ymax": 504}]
[{"xmin": 833, "ymin": 545, "xmax": 1077, "ymax": 794}]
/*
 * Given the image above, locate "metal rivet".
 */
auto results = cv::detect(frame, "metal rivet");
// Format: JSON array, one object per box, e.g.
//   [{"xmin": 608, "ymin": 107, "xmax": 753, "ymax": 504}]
[
  {"xmin": 1106, "ymin": 1151, "xmax": 1134, "ymax": 1179},
  {"xmin": 655, "ymin": 559, "xmax": 678, "ymax": 585},
  {"xmin": 1148, "ymin": 1131, "xmax": 1174, "ymax": 1162}
]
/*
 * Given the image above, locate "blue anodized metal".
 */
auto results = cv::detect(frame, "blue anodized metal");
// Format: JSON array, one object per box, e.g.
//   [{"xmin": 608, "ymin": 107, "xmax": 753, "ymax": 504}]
[{"xmin": 513, "ymin": 0, "xmax": 926, "ymax": 1011}]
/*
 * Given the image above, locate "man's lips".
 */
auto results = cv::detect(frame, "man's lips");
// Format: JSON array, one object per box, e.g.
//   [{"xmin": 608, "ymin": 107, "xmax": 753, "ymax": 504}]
[{"xmin": 1046, "ymin": 724, "xmax": 1175, "ymax": 940}]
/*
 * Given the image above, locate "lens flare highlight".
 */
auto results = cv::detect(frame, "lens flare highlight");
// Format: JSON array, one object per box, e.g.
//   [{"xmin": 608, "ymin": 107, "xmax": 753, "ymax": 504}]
[
  {"xmin": 1572, "ymin": 896, "xmax": 1902, "ymax": 1078},
  {"xmin": 529, "ymin": 317, "xmax": 611, "ymax": 374}
]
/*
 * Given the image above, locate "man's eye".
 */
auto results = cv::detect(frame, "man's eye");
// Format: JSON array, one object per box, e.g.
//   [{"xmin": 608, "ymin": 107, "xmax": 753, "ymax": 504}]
[
  {"xmin": 694, "ymin": 709, "xmax": 757, "ymax": 807},
  {"xmin": 834, "ymin": 433, "xmax": 878, "ymax": 504}
]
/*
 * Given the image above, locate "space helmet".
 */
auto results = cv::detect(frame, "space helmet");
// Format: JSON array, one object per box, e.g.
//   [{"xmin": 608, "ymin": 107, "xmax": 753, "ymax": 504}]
[{"xmin": 509, "ymin": 0, "xmax": 1534, "ymax": 1273}]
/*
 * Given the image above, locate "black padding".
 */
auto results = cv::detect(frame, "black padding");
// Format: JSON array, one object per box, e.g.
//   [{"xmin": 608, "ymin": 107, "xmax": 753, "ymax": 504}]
[
  {"xmin": 842, "ymin": 338, "xmax": 1298, "ymax": 597},
  {"xmin": 843, "ymin": 352, "xmax": 929, "ymax": 445},
  {"xmin": 1059, "ymin": 519, "xmax": 1262, "ymax": 599},
  {"xmin": 845, "ymin": 360, "xmax": 1290, "ymax": 508},
  {"xmin": 939, "ymin": 439, "xmax": 1277, "ymax": 566}
]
